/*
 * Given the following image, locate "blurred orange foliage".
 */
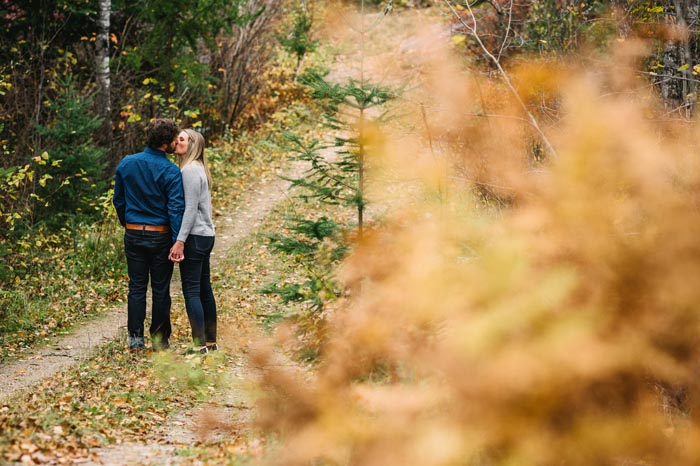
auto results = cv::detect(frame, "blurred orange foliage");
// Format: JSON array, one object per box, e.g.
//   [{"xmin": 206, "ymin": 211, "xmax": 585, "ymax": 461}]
[{"xmin": 252, "ymin": 5, "xmax": 700, "ymax": 466}]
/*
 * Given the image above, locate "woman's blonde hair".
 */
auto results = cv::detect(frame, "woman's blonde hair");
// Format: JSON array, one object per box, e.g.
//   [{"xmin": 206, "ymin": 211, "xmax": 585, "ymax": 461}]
[{"xmin": 179, "ymin": 128, "xmax": 212, "ymax": 188}]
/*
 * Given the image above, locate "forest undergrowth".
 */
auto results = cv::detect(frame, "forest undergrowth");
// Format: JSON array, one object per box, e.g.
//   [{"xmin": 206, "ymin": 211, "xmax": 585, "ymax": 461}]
[{"xmin": 5, "ymin": 1, "xmax": 700, "ymax": 465}]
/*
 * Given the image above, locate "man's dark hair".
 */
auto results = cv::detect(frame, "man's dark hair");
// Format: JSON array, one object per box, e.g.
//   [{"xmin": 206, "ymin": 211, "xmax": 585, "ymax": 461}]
[{"xmin": 145, "ymin": 118, "xmax": 180, "ymax": 149}]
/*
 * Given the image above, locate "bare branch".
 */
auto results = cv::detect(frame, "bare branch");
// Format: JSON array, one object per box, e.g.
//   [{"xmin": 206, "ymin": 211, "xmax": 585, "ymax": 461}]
[
  {"xmin": 496, "ymin": 0, "xmax": 514, "ymax": 62},
  {"xmin": 444, "ymin": 0, "xmax": 558, "ymax": 160}
]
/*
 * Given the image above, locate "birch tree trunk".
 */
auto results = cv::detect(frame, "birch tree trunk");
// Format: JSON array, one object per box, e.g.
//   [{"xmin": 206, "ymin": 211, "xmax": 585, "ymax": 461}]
[{"xmin": 96, "ymin": 0, "xmax": 113, "ymax": 154}]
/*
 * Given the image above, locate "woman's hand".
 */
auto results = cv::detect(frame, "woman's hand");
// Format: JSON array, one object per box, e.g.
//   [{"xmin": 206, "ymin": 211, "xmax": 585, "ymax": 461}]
[{"xmin": 169, "ymin": 240, "xmax": 185, "ymax": 263}]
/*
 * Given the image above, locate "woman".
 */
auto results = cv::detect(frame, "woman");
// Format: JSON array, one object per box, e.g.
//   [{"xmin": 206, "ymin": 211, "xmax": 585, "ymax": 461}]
[{"xmin": 169, "ymin": 129, "xmax": 217, "ymax": 354}]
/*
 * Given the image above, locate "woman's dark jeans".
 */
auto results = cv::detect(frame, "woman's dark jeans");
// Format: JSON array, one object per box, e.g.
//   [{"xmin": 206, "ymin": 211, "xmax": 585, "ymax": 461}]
[
  {"xmin": 124, "ymin": 230, "xmax": 173, "ymax": 349},
  {"xmin": 180, "ymin": 234, "xmax": 217, "ymax": 346}
]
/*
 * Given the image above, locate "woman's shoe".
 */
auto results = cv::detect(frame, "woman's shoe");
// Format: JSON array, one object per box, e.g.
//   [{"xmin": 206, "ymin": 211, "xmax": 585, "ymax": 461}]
[
  {"xmin": 185, "ymin": 346, "xmax": 209, "ymax": 355},
  {"xmin": 206, "ymin": 343, "xmax": 218, "ymax": 352}
]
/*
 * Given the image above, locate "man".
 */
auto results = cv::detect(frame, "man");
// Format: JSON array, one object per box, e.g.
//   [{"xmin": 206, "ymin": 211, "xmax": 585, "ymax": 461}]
[{"xmin": 113, "ymin": 118, "xmax": 184, "ymax": 351}]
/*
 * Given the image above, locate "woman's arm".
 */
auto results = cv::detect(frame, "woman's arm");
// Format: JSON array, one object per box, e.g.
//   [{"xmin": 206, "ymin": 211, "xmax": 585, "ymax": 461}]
[{"xmin": 177, "ymin": 165, "xmax": 202, "ymax": 243}]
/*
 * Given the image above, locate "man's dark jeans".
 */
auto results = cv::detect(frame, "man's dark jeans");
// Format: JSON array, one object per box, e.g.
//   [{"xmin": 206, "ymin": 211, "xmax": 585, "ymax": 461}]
[
  {"xmin": 179, "ymin": 235, "xmax": 217, "ymax": 346},
  {"xmin": 124, "ymin": 230, "xmax": 173, "ymax": 349}
]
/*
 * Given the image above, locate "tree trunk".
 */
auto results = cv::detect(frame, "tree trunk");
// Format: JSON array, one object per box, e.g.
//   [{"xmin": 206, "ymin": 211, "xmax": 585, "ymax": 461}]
[
  {"xmin": 661, "ymin": 39, "xmax": 683, "ymax": 110},
  {"xmin": 673, "ymin": 0, "xmax": 696, "ymax": 117},
  {"xmin": 610, "ymin": 0, "xmax": 632, "ymax": 38},
  {"xmin": 96, "ymin": 0, "xmax": 113, "ymax": 157}
]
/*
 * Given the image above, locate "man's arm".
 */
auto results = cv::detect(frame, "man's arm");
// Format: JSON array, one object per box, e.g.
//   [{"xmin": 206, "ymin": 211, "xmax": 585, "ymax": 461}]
[
  {"xmin": 165, "ymin": 168, "xmax": 185, "ymax": 244},
  {"xmin": 112, "ymin": 169, "xmax": 126, "ymax": 226}
]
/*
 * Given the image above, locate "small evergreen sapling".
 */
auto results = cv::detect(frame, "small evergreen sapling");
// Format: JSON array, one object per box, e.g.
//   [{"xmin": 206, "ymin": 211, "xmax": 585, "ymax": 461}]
[{"xmin": 261, "ymin": 75, "xmax": 395, "ymax": 352}]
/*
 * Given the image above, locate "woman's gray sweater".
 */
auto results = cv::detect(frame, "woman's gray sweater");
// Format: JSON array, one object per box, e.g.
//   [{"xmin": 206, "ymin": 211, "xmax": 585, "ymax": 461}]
[{"xmin": 177, "ymin": 162, "xmax": 215, "ymax": 242}]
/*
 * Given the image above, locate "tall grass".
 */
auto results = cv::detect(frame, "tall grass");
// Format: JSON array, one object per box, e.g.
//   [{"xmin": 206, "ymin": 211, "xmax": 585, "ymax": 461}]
[{"xmin": 252, "ymin": 10, "xmax": 700, "ymax": 466}]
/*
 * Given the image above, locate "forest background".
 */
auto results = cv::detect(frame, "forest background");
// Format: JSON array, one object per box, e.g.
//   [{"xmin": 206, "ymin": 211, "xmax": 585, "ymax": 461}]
[{"xmin": 3, "ymin": 0, "xmax": 700, "ymax": 465}]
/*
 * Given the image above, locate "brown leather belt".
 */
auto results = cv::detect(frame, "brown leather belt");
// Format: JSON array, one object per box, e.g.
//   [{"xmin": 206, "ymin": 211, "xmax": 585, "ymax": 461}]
[{"xmin": 126, "ymin": 223, "xmax": 170, "ymax": 232}]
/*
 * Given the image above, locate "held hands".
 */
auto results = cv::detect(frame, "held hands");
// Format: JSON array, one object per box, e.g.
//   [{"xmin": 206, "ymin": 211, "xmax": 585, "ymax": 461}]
[{"xmin": 169, "ymin": 240, "xmax": 185, "ymax": 263}]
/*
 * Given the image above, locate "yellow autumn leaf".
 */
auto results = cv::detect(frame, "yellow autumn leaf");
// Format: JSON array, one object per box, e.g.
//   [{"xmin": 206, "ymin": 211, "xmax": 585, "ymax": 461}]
[
  {"xmin": 39, "ymin": 174, "xmax": 52, "ymax": 187},
  {"xmin": 452, "ymin": 35, "xmax": 466, "ymax": 46}
]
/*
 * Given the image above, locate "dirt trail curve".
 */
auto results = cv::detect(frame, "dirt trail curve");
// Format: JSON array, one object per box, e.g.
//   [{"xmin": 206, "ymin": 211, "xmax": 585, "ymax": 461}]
[{"xmin": 0, "ymin": 162, "xmax": 304, "ymax": 404}]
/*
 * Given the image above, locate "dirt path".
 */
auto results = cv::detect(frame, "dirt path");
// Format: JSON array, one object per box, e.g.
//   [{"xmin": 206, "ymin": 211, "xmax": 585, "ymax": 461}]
[
  {"xmin": 85, "ymin": 346, "xmax": 263, "ymax": 465},
  {"xmin": 0, "ymin": 307, "xmax": 125, "ymax": 403},
  {"xmin": 0, "ymin": 163, "xmax": 303, "ymax": 404}
]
